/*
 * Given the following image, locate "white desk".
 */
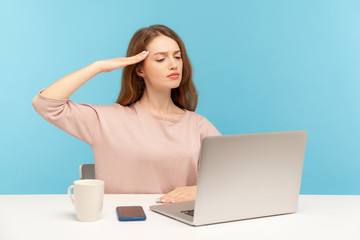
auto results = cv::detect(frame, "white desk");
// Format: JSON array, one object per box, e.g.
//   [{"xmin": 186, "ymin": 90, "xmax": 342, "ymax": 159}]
[{"xmin": 0, "ymin": 194, "xmax": 359, "ymax": 240}]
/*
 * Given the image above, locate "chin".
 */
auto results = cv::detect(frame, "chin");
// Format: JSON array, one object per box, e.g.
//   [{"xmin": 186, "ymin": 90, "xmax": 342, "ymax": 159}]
[
  {"xmin": 170, "ymin": 81, "xmax": 181, "ymax": 89},
  {"xmin": 164, "ymin": 78, "xmax": 180, "ymax": 87}
]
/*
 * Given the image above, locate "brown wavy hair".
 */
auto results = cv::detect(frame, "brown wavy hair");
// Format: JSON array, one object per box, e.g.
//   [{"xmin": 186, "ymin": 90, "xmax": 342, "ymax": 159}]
[{"xmin": 116, "ymin": 24, "xmax": 198, "ymax": 111}]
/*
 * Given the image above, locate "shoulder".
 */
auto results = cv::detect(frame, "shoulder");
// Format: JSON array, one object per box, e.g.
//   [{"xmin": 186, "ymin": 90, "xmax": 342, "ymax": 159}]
[
  {"xmin": 187, "ymin": 111, "xmax": 219, "ymax": 131},
  {"xmin": 86, "ymin": 102, "xmax": 133, "ymax": 111},
  {"xmin": 185, "ymin": 110, "xmax": 206, "ymax": 122},
  {"xmin": 75, "ymin": 102, "xmax": 137, "ymax": 118},
  {"xmin": 186, "ymin": 111, "xmax": 212, "ymax": 124},
  {"xmin": 186, "ymin": 111, "xmax": 222, "ymax": 137}
]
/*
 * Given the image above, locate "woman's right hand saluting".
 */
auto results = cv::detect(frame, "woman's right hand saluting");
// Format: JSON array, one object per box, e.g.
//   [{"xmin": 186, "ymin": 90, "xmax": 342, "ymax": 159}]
[
  {"xmin": 38, "ymin": 51, "xmax": 150, "ymax": 100},
  {"xmin": 96, "ymin": 50, "xmax": 149, "ymax": 73}
]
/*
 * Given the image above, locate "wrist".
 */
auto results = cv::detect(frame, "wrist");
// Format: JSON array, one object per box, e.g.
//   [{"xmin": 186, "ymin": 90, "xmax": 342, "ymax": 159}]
[{"xmin": 90, "ymin": 61, "xmax": 103, "ymax": 74}]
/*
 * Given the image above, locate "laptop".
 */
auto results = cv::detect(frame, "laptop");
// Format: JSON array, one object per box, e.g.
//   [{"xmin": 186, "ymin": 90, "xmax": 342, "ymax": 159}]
[{"xmin": 149, "ymin": 130, "xmax": 307, "ymax": 226}]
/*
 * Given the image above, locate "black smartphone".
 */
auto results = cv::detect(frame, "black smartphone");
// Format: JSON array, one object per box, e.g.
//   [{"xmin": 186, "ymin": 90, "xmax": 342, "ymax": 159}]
[{"xmin": 116, "ymin": 206, "xmax": 146, "ymax": 221}]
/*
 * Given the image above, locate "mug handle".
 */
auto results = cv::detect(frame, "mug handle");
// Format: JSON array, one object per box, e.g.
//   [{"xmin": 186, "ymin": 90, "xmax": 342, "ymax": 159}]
[{"xmin": 68, "ymin": 185, "xmax": 75, "ymax": 206}]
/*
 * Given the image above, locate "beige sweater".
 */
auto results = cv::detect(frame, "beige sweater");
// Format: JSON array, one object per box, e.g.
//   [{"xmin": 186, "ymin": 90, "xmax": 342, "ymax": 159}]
[{"xmin": 32, "ymin": 89, "xmax": 222, "ymax": 194}]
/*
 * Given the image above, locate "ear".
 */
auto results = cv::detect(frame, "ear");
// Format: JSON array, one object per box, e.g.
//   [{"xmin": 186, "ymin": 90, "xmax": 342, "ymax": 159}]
[{"xmin": 136, "ymin": 66, "xmax": 144, "ymax": 78}]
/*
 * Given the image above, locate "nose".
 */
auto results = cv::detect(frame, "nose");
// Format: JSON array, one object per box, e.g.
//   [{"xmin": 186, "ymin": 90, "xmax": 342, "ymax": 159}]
[{"xmin": 169, "ymin": 57, "xmax": 177, "ymax": 70}]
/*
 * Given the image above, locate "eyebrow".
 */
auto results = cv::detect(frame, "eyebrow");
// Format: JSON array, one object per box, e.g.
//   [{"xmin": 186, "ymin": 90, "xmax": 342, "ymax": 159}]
[{"xmin": 153, "ymin": 50, "xmax": 181, "ymax": 55}]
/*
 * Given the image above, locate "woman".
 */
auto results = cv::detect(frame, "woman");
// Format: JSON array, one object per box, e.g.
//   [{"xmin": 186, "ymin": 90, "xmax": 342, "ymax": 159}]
[{"xmin": 32, "ymin": 24, "xmax": 221, "ymax": 204}]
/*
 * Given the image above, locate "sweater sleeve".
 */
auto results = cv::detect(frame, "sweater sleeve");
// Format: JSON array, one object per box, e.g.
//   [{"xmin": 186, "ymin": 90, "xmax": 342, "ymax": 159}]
[
  {"xmin": 31, "ymin": 89, "xmax": 100, "ymax": 146},
  {"xmin": 199, "ymin": 115, "xmax": 222, "ymax": 142}
]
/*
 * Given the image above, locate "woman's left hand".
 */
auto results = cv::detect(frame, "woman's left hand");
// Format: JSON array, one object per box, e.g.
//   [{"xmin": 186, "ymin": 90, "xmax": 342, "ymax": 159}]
[{"xmin": 156, "ymin": 186, "xmax": 197, "ymax": 204}]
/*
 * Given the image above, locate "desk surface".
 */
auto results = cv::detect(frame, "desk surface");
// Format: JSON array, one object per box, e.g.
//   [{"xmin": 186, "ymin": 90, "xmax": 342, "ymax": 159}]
[{"xmin": 1, "ymin": 194, "xmax": 359, "ymax": 240}]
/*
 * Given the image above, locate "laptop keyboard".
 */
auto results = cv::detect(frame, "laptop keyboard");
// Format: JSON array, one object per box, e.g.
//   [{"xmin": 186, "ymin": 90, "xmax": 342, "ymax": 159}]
[{"xmin": 181, "ymin": 210, "xmax": 194, "ymax": 217}]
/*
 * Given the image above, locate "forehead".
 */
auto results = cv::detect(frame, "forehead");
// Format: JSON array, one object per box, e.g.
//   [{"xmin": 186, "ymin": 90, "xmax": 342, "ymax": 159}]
[{"xmin": 147, "ymin": 35, "xmax": 180, "ymax": 54}]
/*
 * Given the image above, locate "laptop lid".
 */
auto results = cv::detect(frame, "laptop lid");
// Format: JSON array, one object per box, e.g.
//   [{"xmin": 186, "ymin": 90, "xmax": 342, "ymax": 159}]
[{"xmin": 192, "ymin": 130, "xmax": 307, "ymax": 225}]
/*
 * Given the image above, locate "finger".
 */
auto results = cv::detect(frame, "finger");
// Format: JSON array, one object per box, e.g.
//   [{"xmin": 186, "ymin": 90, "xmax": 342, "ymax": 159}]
[
  {"xmin": 137, "ymin": 50, "xmax": 149, "ymax": 61},
  {"xmin": 165, "ymin": 191, "xmax": 183, "ymax": 201},
  {"xmin": 160, "ymin": 193, "xmax": 189, "ymax": 204},
  {"xmin": 174, "ymin": 197, "xmax": 186, "ymax": 202},
  {"xmin": 157, "ymin": 193, "xmax": 173, "ymax": 203},
  {"xmin": 164, "ymin": 191, "xmax": 197, "ymax": 203},
  {"xmin": 164, "ymin": 195, "xmax": 193, "ymax": 203},
  {"xmin": 120, "ymin": 51, "xmax": 148, "ymax": 66},
  {"xmin": 159, "ymin": 188, "xmax": 183, "ymax": 200},
  {"xmin": 160, "ymin": 199, "xmax": 176, "ymax": 204},
  {"xmin": 158, "ymin": 196, "xmax": 168, "ymax": 202},
  {"xmin": 165, "ymin": 195, "xmax": 188, "ymax": 203},
  {"xmin": 156, "ymin": 186, "xmax": 197, "ymax": 204},
  {"xmin": 156, "ymin": 191, "xmax": 177, "ymax": 204},
  {"xmin": 131, "ymin": 50, "xmax": 149, "ymax": 61},
  {"xmin": 156, "ymin": 191, "xmax": 172, "ymax": 203},
  {"xmin": 156, "ymin": 198, "xmax": 173, "ymax": 204}
]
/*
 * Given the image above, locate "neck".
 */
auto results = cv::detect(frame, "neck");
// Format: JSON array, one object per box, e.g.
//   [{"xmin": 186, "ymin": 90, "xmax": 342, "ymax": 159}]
[{"xmin": 138, "ymin": 87, "xmax": 177, "ymax": 117}]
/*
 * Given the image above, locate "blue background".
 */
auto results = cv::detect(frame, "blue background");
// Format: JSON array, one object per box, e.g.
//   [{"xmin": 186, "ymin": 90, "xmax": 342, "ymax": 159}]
[{"xmin": 1, "ymin": 0, "xmax": 359, "ymax": 194}]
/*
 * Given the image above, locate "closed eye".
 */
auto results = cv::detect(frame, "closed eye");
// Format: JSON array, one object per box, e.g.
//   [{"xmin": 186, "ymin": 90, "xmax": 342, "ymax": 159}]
[{"xmin": 156, "ymin": 56, "xmax": 182, "ymax": 62}]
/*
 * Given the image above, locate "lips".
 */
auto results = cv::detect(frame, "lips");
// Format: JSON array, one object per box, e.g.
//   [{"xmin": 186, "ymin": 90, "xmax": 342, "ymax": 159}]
[{"xmin": 168, "ymin": 72, "xmax": 179, "ymax": 77}]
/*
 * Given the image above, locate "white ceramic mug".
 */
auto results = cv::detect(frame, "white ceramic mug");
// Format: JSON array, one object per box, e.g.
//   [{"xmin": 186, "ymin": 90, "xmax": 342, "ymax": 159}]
[{"xmin": 67, "ymin": 179, "xmax": 104, "ymax": 222}]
